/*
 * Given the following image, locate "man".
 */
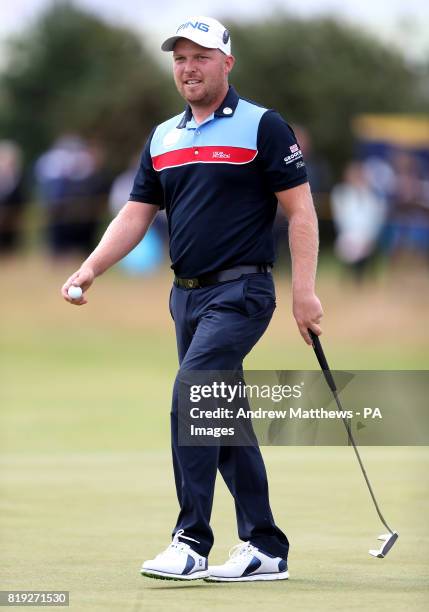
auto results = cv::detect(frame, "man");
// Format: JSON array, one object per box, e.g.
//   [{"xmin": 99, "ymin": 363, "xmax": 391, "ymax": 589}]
[{"xmin": 62, "ymin": 16, "xmax": 323, "ymax": 582}]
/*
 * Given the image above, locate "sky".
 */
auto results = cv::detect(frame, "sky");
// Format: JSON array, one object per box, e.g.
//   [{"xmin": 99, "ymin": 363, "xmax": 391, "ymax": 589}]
[{"xmin": 1, "ymin": 0, "xmax": 429, "ymax": 63}]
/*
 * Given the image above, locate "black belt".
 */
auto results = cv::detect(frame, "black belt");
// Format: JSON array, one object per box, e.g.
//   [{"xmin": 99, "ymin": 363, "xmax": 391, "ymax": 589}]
[{"xmin": 174, "ymin": 264, "xmax": 272, "ymax": 289}]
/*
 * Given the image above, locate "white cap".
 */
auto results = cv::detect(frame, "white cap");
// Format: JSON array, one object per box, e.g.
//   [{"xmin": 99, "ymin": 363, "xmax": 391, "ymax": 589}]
[{"xmin": 161, "ymin": 16, "xmax": 231, "ymax": 55}]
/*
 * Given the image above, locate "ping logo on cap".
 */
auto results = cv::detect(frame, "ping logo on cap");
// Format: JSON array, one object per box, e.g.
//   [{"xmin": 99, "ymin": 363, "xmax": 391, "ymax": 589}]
[
  {"xmin": 176, "ymin": 21, "xmax": 210, "ymax": 34},
  {"xmin": 162, "ymin": 16, "xmax": 231, "ymax": 54}
]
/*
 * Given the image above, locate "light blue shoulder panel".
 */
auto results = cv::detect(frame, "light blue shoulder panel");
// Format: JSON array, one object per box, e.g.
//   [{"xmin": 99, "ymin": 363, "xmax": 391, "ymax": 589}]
[{"xmin": 150, "ymin": 99, "xmax": 268, "ymax": 157}]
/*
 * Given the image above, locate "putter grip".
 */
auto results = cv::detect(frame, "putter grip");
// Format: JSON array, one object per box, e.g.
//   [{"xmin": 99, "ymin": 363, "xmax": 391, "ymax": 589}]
[{"xmin": 308, "ymin": 329, "xmax": 337, "ymax": 393}]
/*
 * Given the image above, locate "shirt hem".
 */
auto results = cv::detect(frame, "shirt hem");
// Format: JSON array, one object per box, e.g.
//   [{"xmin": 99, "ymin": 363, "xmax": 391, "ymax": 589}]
[
  {"xmin": 128, "ymin": 196, "xmax": 164, "ymax": 209},
  {"xmin": 271, "ymin": 176, "xmax": 309, "ymax": 193}
]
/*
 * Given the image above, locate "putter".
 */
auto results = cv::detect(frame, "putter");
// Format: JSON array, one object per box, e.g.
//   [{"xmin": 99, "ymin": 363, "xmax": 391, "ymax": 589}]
[{"xmin": 308, "ymin": 329, "xmax": 399, "ymax": 559}]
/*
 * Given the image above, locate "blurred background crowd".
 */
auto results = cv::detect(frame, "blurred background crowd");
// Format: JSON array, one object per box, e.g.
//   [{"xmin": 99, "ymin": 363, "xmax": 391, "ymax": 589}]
[{"xmin": 1, "ymin": 1, "xmax": 428, "ymax": 280}]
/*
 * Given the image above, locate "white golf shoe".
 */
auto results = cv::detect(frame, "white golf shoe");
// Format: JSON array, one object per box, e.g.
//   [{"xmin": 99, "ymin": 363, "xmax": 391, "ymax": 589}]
[
  {"xmin": 140, "ymin": 529, "xmax": 209, "ymax": 581},
  {"xmin": 205, "ymin": 542, "xmax": 289, "ymax": 582}
]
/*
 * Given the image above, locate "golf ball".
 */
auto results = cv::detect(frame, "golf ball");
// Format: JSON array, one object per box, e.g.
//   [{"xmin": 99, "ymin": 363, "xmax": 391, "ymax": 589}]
[{"xmin": 68, "ymin": 285, "xmax": 83, "ymax": 300}]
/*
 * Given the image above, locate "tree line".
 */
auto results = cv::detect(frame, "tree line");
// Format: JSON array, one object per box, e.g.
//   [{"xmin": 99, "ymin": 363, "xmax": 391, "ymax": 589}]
[{"xmin": 0, "ymin": 2, "xmax": 427, "ymax": 177}]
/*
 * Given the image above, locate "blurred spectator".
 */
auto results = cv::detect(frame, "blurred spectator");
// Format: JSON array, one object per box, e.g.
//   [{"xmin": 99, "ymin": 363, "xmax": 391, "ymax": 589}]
[
  {"xmin": 0, "ymin": 141, "xmax": 26, "ymax": 255},
  {"xmin": 35, "ymin": 135, "xmax": 109, "ymax": 259},
  {"xmin": 108, "ymin": 155, "xmax": 166, "ymax": 274},
  {"xmin": 331, "ymin": 161, "xmax": 386, "ymax": 281},
  {"xmin": 383, "ymin": 151, "xmax": 429, "ymax": 265},
  {"xmin": 293, "ymin": 126, "xmax": 332, "ymax": 197},
  {"xmin": 362, "ymin": 155, "xmax": 396, "ymax": 202},
  {"xmin": 108, "ymin": 156, "xmax": 139, "ymax": 217}
]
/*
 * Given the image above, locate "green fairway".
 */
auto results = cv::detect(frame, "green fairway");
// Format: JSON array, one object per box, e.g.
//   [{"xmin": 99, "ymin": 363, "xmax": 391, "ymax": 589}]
[
  {"xmin": 1, "ymin": 257, "xmax": 428, "ymax": 611},
  {"xmin": 1, "ymin": 449, "xmax": 428, "ymax": 611}
]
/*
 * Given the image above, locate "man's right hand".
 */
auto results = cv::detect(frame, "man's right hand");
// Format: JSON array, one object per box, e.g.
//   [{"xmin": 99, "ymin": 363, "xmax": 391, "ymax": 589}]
[{"xmin": 61, "ymin": 266, "xmax": 95, "ymax": 305}]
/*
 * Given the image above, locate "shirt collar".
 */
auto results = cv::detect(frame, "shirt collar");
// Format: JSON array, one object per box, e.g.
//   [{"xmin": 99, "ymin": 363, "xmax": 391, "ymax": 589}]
[
  {"xmin": 176, "ymin": 85, "xmax": 240, "ymax": 129},
  {"xmin": 214, "ymin": 85, "xmax": 239, "ymax": 117}
]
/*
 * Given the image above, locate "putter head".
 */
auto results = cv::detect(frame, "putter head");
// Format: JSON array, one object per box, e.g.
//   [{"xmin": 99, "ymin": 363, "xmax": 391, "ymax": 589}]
[{"xmin": 369, "ymin": 531, "xmax": 399, "ymax": 558}]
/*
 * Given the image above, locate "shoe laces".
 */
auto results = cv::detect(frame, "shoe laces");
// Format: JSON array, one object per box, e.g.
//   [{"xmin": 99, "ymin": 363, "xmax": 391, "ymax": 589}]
[
  {"xmin": 157, "ymin": 529, "xmax": 200, "ymax": 558},
  {"xmin": 227, "ymin": 542, "xmax": 257, "ymax": 564}
]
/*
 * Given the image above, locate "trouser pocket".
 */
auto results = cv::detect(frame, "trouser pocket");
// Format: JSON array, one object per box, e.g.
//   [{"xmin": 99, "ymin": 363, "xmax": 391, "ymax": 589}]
[{"xmin": 242, "ymin": 274, "xmax": 276, "ymax": 319}]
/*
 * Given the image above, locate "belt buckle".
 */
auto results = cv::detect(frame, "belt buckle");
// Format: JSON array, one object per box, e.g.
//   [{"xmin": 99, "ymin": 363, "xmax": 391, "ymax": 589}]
[{"xmin": 186, "ymin": 278, "xmax": 199, "ymax": 289}]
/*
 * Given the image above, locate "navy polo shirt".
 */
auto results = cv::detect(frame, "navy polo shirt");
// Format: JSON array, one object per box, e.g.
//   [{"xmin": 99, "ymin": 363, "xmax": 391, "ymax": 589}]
[{"xmin": 130, "ymin": 86, "xmax": 308, "ymax": 278}]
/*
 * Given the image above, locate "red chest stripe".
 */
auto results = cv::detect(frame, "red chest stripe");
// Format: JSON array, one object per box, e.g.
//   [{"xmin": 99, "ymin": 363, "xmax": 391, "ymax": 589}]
[{"xmin": 152, "ymin": 146, "xmax": 258, "ymax": 171}]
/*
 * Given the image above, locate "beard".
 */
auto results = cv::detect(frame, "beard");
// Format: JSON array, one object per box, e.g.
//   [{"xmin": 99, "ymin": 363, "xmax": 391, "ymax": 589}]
[{"xmin": 175, "ymin": 74, "xmax": 226, "ymax": 108}]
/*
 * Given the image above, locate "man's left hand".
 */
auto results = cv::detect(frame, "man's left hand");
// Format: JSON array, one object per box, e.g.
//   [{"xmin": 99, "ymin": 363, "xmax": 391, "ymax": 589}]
[{"xmin": 292, "ymin": 290, "xmax": 323, "ymax": 345}]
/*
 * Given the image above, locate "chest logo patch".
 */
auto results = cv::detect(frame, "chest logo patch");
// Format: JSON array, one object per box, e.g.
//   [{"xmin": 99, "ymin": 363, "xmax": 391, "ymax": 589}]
[{"xmin": 163, "ymin": 129, "xmax": 182, "ymax": 147}]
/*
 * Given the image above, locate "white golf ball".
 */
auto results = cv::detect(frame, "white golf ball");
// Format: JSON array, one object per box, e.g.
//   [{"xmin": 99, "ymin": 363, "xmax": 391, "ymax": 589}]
[{"xmin": 68, "ymin": 285, "xmax": 83, "ymax": 300}]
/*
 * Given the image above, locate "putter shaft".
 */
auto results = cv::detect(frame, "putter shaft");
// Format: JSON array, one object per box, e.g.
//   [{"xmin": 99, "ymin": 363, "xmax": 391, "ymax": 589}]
[{"xmin": 308, "ymin": 330, "xmax": 396, "ymax": 536}]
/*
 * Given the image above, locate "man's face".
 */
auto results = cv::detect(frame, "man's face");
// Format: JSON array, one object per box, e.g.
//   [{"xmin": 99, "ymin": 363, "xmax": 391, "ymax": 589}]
[{"xmin": 172, "ymin": 39, "xmax": 234, "ymax": 106}]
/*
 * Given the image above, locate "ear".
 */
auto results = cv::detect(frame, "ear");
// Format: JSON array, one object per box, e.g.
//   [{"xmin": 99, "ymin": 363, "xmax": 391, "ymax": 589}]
[{"xmin": 225, "ymin": 54, "xmax": 235, "ymax": 76}]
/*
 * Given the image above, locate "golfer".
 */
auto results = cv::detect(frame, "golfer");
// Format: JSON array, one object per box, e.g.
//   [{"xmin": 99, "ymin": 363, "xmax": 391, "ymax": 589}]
[{"xmin": 62, "ymin": 16, "xmax": 323, "ymax": 582}]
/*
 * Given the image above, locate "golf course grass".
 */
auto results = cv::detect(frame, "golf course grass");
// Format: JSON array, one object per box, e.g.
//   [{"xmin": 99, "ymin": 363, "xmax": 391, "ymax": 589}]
[{"xmin": 1, "ymin": 256, "xmax": 428, "ymax": 611}]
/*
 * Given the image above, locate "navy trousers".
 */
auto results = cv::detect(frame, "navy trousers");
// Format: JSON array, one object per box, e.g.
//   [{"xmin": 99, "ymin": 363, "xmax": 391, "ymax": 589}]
[{"xmin": 169, "ymin": 272, "xmax": 289, "ymax": 559}]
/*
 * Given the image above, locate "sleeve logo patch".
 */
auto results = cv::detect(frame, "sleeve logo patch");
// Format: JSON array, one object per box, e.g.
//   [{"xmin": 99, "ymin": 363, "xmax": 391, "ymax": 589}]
[
  {"xmin": 290, "ymin": 143, "xmax": 299, "ymax": 153},
  {"xmin": 284, "ymin": 148, "xmax": 303, "ymax": 165}
]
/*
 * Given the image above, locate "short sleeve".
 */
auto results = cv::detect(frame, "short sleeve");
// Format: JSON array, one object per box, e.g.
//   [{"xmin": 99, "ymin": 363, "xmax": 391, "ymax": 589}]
[
  {"xmin": 129, "ymin": 127, "xmax": 164, "ymax": 208},
  {"xmin": 257, "ymin": 110, "xmax": 308, "ymax": 192}
]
